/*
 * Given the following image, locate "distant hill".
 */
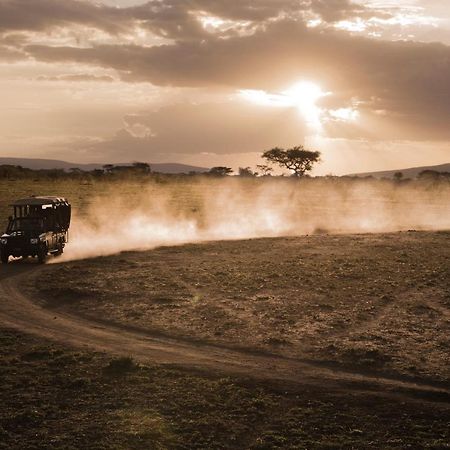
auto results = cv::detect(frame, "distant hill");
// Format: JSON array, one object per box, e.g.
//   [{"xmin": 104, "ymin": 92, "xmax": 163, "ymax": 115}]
[
  {"xmin": 349, "ymin": 163, "xmax": 450, "ymax": 179},
  {"xmin": 0, "ymin": 157, "xmax": 209, "ymax": 174}
]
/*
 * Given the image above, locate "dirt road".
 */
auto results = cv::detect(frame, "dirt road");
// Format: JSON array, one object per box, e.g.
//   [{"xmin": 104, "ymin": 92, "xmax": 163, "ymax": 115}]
[{"xmin": 1, "ymin": 259, "xmax": 449, "ymax": 407}]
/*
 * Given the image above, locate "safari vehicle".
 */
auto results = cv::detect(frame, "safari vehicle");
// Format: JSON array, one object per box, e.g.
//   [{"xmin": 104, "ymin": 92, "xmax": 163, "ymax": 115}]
[{"xmin": 0, "ymin": 196, "xmax": 71, "ymax": 264}]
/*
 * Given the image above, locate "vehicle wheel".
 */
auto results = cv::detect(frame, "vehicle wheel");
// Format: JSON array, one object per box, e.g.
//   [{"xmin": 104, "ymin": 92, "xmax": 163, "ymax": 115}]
[
  {"xmin": 54, "ymin": 243, "xmax": 64, "ymax": 257},
  {"xmin": 1, "ymin": 251, "xmax": 8, "ymax": 264},
  {"xmin": 37, "ymin": 247, "xmax": 47, "ymax": 264}
]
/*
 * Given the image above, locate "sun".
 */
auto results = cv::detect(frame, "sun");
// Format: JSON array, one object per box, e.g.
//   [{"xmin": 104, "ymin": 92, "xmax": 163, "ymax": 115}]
[
  {"xmin": 282, "ymin": 81, "xmax": 328, "ymax": 128},
  {"xmin": 239, "ymin": 80, "xmax": 328, "ymax": 129}
]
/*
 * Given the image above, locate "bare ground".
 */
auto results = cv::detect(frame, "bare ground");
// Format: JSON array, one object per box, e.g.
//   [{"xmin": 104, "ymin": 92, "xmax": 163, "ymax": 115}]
[
  {"xmin": 1, "ymin": 231, "xmax": 449, "ymax": 448},
  {"xmin": 25, "ymin": 231, "xmax": 450, "ymax": 384}
]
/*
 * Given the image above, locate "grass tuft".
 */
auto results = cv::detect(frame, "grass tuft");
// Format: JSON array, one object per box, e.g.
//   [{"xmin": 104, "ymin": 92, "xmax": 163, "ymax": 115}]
[{"xmin": 103, "ymin": 356, "xmax": 138, "ymax": 376}]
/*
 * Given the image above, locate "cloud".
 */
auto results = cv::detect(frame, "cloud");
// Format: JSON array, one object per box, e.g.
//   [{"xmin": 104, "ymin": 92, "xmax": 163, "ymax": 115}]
[
  {"xmin": 36, "ymin": 74, "xmax": 115, "ymax": 82},
  {"xmin": 0, "ymin": 33, "xmax": 28, "ymax": 61},
  {"xmin": 0, "ymin": 0, "xmax": 132, "ymax": 34},
  {"xmin": 310, "ymin": 0, "xmax": 364, "ymax": 22},
  {"xmin": 1, "ymin": 0, "xmax": 449, "ymax": 160},
  {"xmin": 0, "ymin": 0, "xmax": 282, "ymax": 40},
  {"xmin": 24, "ymin": 19, "xmax": 450, "ymax": 140},
  {"xmin": 0, "ymin": 0, "xmax": 392, "ymax": 40},
  {"xmin": 0, "ymin": 44, "xmax": 26, "ymax": 61},
  {"xmin": 57, "ymin": 100, "xmax": 308, "ymax": 161}
]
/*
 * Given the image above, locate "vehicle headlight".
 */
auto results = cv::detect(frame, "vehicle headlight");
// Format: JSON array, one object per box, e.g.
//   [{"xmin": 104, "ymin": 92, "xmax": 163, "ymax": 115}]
[
  {"xmin": 0, "ymin": 238, "xmax": 7, "ymax": 245},
  {"xmin": 30, "ymin": 238, "xmax": 39, "ymax": 244}
]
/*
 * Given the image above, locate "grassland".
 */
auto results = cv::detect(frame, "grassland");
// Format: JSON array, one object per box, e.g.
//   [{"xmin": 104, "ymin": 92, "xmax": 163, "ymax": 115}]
[
  {"xmin": 0, "ymin": 177, "xmax": 200, "ymax": 226},
  {"xmin": 1, "ymin": 178, "xmax": 450, "ymax": 449},
  {"xmin": 1, "ymin": 175, "xmax": 449, "ymax": 235},
  {"xmin": 28, "ymin": 231, "xmax": 450, "ymax": 384},
  {"xmin": 1, "ymin": 328, "xmax": 449, "ymax": 449}
]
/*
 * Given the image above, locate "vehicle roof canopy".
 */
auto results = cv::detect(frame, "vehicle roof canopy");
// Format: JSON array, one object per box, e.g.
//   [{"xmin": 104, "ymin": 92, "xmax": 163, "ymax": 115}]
[{"xmin": 11, "ymin": 196, "xmax": 69, "ymax": 207}]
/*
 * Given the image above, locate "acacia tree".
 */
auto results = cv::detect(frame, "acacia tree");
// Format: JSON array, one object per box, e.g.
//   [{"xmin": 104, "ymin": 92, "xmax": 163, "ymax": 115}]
[
  {"xmin": 256, "ymin": 164, "xmax": 273, "ymax": 176},
  {"xmin": 208, "ymin": 166, "xmax": 233, "ymax": 176},
  {"xmin": 132, "ymin": 162, "xmax": 152, "ymax": 173},
  {"xmin": 262, "ymin": 146, "xmax": 321, "ymax": 177}
]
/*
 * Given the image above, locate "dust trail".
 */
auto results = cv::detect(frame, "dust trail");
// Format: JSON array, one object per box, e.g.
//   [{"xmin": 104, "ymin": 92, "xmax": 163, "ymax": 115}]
[{"xmin": 56, "ymin": 177, "xmax": 450, "ymax": 262}]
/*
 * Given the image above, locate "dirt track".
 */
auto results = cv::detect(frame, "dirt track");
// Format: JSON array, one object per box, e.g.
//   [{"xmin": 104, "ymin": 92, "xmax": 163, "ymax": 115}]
[{"xmin": 1, "ymin": 258, "xmax": 450, "ymax": 407}]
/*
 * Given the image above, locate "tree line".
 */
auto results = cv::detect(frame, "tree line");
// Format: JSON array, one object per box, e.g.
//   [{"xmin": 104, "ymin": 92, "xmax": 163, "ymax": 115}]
[{"xmin": 1, "ymin": 146, "xmax": 448, "ymax": 180}]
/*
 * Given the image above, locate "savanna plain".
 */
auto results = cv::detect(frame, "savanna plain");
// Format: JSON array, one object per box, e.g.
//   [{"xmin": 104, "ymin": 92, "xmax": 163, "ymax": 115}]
[{"xmin": 1, "ymin": 176, "xmax": 449, "ymax": 449}]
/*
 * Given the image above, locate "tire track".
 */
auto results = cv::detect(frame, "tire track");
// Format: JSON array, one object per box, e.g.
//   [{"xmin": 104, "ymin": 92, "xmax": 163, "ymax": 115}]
[{"xmin": 1, "ymin": 262, "xmax": 449, "ymax": 406}]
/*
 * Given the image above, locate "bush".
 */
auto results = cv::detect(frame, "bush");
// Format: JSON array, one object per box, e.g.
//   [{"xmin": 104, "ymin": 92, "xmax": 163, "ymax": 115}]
[{"xmin": 103, "ymin": 356, "xmax": 137, "ymax": 376}]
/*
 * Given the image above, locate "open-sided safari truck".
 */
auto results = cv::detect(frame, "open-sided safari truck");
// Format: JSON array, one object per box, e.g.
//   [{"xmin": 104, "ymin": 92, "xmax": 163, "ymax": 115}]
[{"xmin": 1, "ymin": 196, "xmax": 71, "ymax": 264}]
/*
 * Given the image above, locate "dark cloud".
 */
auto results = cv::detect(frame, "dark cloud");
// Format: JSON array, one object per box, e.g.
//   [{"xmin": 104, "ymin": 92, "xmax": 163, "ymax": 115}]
[
  {"xmin": 25, "ymin": 19, "xmax": 450, "ymax": 140},
  {"xmin": 308, "ymin": 0, "xmax": 390, "ymax": 22},
  {"xmin": 1, "ymin": 0, "xmax": 448, "ymax": 143},
  {"xmin": 0, "ymin": 0, "xmax": 292, "ymax": 40},
  {"xmin": 310, "ymin": 0, "xmax": 362, "ymax": 22},
  {"xmin": 0, "ymin": 0, "xmax": 132, "ymax": 34},
  {"xmin": 0, "ymin": 0, "xmax": 388, "ymax": 40},
  {"xmin": 167, "ymin": 0, "xmax": 305, "ymax": 22}
]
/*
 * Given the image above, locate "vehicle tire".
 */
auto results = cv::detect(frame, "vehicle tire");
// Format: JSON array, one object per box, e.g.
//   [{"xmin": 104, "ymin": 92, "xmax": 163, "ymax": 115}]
[
  {"xmin": 54, "ymin": 243, "xmax": 64, "ymax": 257},
  {"xmin": 37, "ymin": 246, "xmax": 47, "ymax": 264},
  {"xmin": 1, "ymin": 251, "xmax": 8, "ymax": 264}
]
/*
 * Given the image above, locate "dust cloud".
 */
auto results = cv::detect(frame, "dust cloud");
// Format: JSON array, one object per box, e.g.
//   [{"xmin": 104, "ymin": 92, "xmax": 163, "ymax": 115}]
[{"xmin": 56, "ymin": 178, "xmax": 450, "ymax": 262}]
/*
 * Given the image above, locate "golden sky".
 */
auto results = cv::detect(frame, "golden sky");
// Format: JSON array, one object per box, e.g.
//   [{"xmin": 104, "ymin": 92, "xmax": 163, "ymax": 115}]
[{"xmin": 0, "ymin": 0, "xmax": 449, "ymax": 174}]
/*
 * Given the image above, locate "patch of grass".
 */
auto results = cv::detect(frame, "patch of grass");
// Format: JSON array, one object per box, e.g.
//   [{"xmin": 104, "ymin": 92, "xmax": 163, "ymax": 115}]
[
  {"xmin": 103, "ymin": 356, "xmax": 138, "ymax": 376},
  {"xmin": 30, "ymin": 231, "xmax": 450, "ymax": 382},
  {"xmin": 1, "ymin": 329, "xmax": 450, "ymax": 449}
]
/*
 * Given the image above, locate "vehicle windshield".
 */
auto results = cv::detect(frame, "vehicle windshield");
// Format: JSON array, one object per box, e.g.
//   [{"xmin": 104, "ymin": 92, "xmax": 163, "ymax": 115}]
[{"xmin": 8, "ymin": 218, "xmax": 45, "ymax": 233}]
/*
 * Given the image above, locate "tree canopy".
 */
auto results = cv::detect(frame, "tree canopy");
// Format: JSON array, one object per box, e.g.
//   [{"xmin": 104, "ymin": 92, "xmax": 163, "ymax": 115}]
[
  {"xmin": 238, "ymin": 167, "xmax": 256, "ymax": 177},
  {"xmin": 262, "ymin": 146, "xmax": 321, "ymax": 177},
  {"xmin": 208, "ymin": 166, "xmax": 233, "ymax": 176}
]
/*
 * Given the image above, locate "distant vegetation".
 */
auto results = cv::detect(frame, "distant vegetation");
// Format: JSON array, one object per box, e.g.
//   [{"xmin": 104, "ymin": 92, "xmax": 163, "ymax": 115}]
[
  {"xmin": 1, "ymin": 162, "xmax": 449, "ymax": 182},
  {"xmin": 0, "ymin": 150, "xmax": 449, "ymax": 182},
  {"xmin": 0, "ymin": 162, "xmax": 179, "ymax": 181},
  {"xmin": 349, "ymin": 162, "xmax": 450, "ymax": 180},
  {"xmin": 416, "ymin": 170, "xmax": 450, "ymax": 181},
  {"xmin": 262, "ymin": 146, "xmax": 321, "ymax": 177}
]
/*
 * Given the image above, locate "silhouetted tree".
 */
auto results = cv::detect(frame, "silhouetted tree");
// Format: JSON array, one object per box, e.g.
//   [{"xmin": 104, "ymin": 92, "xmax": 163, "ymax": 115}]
[
  {"xmin": 238, "ymin": 167, "xmax": 256, "ymax": 177},
  {"xmin": 418, "ymin": 170, "xmax": 450, "ymax": 181},
  {"xmin": 0, "ymin": 165, "xmax": 25, "ymax": 179},
  {"xmin": 262, "ymin": 146, "xmax": 321, "ymax": 177},
  {"xmin": 91, "ymin": 169, "xmax": 105, "ymax": 177},
  {"xmin": 46, "ymin": 169, "xmax": 65, "ymax": 180},
  {"xmin": 256, "ymin": 164, "xmax": 273, "ymax": 176},
  {"xmin": 103, "ymin": 164, "xmax": 115, "ymax": 173},
  {"xmin": 394, "ymin": 172, "xmax": 403, "ymax": 181},
  {"xmin": 208, "ymin": 166, "xmax": 233, "ymax": 176},
  {"xmin": 132, "ymin": 162, "xmax": 151, "ymax": 173}
]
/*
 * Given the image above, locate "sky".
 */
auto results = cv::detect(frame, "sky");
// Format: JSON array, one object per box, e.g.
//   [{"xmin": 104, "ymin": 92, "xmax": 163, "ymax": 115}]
[{"xmin": 0, "ymin": 0, "xmax": 449, "ymax": 174}]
